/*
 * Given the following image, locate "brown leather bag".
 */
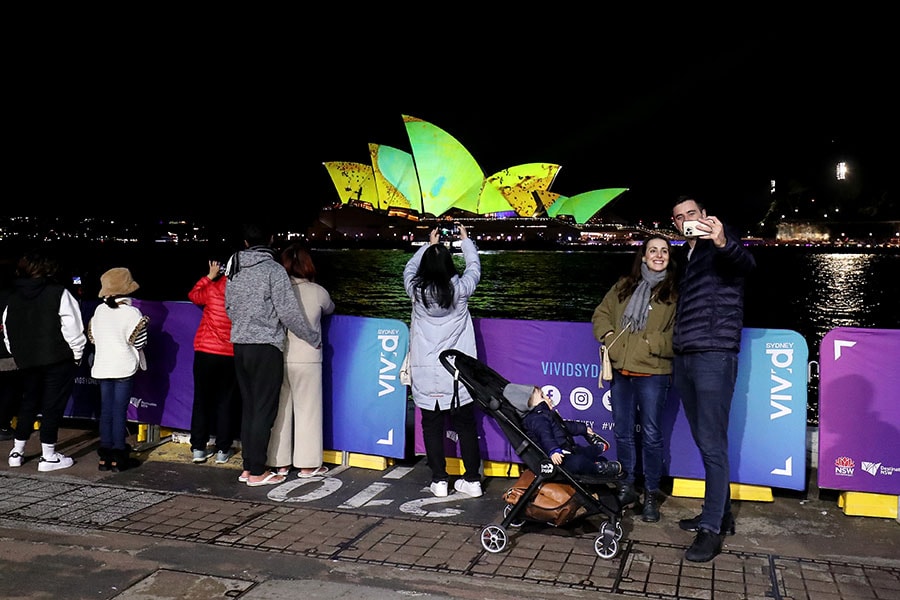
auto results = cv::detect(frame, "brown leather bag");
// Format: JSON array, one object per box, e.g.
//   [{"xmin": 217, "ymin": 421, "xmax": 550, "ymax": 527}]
[{"xmin": 503, "ymin": 470, "xmax": 587, "ymax": 527}]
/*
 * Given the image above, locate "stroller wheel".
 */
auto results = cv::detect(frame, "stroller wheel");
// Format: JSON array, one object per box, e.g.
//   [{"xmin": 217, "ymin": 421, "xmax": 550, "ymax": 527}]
[
  {"xmin": 600, "ymin": 519, "xmax": 624, "ymax": 541},
  {"xmin": 481, "ymin": 524, "xmax": 508, "ymax": 553},
  {"xmin": 594, "ymin": 534, "xmax": 619, "ymax": 559},
  {"xmin": 503, "ymin": 504, "xmax": 525, "ymax": 528}
]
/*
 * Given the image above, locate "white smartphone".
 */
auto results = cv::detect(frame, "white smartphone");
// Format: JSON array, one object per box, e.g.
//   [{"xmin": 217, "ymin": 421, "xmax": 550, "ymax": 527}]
[{"xmin": 682, "ymin": 220, "xmax": 705, "ymax": 237}]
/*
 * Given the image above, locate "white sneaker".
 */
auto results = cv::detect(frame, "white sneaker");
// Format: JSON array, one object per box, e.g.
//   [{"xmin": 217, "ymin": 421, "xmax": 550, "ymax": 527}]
[
  {"xmin": 38, "ymin": 452, "xmax": 74, "ymax": 472},
  {"xmin": 454, "ymin": 479, "xmax": 483, "ymax": 498},
  {"xmin": 8, "ymin": 450, "xmax": 24, "ymax": 468},
  {"xmin": 429, "ymin": 480, "xmax": 449, "ymax": 497}
]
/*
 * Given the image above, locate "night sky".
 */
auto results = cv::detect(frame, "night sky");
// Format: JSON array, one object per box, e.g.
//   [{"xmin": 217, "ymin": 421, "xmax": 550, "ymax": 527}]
[{"xmin": 11, "ymin": 21, "xmax": 893, "ymax": 232}]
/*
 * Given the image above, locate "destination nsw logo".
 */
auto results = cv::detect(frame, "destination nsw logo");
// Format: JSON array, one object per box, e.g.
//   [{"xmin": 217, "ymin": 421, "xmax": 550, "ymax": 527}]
[{"xmin": 834, "ymin": 456, "xmax": 855, "ymax": 477}]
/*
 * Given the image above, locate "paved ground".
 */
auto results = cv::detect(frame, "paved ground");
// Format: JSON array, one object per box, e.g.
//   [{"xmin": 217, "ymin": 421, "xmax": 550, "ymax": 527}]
[{"xmin": 0, "ymin": 424, "xmax": 898, "ymax": 600}]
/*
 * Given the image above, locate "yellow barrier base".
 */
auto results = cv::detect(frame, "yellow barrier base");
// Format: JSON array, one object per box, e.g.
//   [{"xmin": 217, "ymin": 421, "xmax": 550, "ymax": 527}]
[
  {"xmin": 838, "ymin": 491, "xmax": 899, "ymax": 518},
  {"xmin": 671, "ymin": 478, "xmax": 774, "ymax": 502},
  {"xmin": 483, "ymin": 460, "xmax": 522, "ymax": 478},
  {"xmin": 323, "ymin": 449, "xmax": 394, "ymax": 471},
  {"xmin": 445, "ymin": 458, "xmax": 521, "ymax": 478}
]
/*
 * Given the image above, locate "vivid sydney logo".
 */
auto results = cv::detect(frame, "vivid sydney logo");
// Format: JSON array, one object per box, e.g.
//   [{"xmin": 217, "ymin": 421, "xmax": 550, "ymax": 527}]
[{"xmin": 323, "ymin": 115, "xmax": 628, "ymax": 224}]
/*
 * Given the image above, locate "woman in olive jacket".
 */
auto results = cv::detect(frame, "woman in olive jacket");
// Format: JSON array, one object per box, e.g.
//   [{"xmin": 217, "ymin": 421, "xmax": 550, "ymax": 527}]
[{"xmin": 591, "ymin": 236, "xmax": 677, "ymax": 523}]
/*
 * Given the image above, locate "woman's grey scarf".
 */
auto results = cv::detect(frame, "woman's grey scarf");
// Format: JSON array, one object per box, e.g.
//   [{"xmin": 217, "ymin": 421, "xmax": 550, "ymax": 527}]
[{"xmin": 621, "ymin": 263, "xmax": 666, "ymax": 332}]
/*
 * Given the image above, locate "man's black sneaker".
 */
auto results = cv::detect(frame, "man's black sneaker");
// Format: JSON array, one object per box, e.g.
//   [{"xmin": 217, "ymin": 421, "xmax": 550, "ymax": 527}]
[
  {"xmin": 0, "ymin": 427, "xmax": 14, "ymax": 441},
  {"xmin": 678, "ymin": 511, "xmax": 735, "ymax": 535},
  {"xmin": 642, "ymin": 492, "xmax": 660, "ymax": 523},
  {"xmin": 595, "ymin": 460, "xmax": 623, "ymax": 479},
  {"xmin": 685, "ymin": 528, "xmax": 723, "ymax": 562}
]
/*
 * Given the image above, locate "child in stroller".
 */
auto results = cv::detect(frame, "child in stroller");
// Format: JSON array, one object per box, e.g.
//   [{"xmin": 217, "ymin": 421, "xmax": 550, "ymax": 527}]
[{"xmin": 504, "ymin": 383, "xmax": 623, "ymax": 479}]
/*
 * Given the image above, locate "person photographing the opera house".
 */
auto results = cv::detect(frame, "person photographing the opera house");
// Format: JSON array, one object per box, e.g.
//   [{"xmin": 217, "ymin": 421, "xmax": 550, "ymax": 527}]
[
  {"xmin": 670, "ymin": 195, "xmax": 756, "ymax": 563},
  {"xmin": 404, "ymin": 223, "xmax": 484, "ymax": 498}
]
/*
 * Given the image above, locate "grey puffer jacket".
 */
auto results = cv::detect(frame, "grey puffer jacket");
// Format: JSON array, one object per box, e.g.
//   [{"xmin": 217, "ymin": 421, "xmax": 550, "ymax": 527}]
[
  {"xmin": 225, "ymin": 246, "xmax": 320, "ymax": 351},
  {"xmin": 672, "ymin": 228, "xmax": 756, "ymax": 354},
  {"xmin": 403, "ymin": 239, "xmax": 480, "ymax": 411}
]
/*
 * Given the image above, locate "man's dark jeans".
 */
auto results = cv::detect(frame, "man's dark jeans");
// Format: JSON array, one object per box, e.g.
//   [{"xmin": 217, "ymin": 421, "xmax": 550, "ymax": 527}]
[{"xmin": 674, "ymin": 351, "xmax": 738, "ymax": 534}]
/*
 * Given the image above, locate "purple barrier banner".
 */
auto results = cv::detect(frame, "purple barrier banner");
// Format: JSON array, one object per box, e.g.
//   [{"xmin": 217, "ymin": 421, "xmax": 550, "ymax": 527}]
[
  {"xmin": 818, "ymin": 327, "xmax": 900, "ymax": 494},
  {"xmin": 67, "ymin": 302, "xmax": 410, "ymax": 459},
  {"xmin": 68, "ymin": 300, "xmax": 201, "ymax": 429},
  {"xmin": 415, "ymin": 319, "xmax": 808, "ymax": 491}
]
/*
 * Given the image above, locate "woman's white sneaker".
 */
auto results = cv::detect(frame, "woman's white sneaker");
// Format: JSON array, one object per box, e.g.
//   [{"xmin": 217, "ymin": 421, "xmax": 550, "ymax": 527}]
[
  {"xmin": 38, "ymin": 452, "xmax": 74, "ymax": 472},
  {"xmin": 454, "ymin": 479, "xmax": 483, "ymax": 498},
  {"xmin": 429, "ymin": 481, "xmax": 449, "ymax": 497},
  {"xmin": 8, "ymin": 450, "xmax": 24, "ymax": 467}
]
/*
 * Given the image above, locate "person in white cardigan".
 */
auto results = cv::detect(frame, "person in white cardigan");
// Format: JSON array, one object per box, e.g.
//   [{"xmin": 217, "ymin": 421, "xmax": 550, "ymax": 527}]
[
  {"xmin": 86, "ymin": 268, "xmax": 149, "ymax": 472},
  {"xmin": 267, "ymin": 244, "xmax": 334, "ymax": 478}
]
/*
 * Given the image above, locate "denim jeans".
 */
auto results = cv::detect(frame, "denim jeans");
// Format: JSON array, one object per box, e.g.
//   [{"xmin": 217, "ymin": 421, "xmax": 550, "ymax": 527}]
[
  {"xmin": 610, "ymin": 372, "xmax": 670, "ymax": 492},
  {"xmin": 98, "ymin": 376, "xmax": 134, "ymax": 450},
  {"xmin": 673, "ymin": 351, "xmax": 739, "ymax": 534}
]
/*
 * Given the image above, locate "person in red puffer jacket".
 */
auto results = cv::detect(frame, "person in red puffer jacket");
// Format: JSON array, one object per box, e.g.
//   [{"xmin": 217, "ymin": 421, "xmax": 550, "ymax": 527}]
[{"xmin": 188, "ymin": 259, "xmax": 242, "ymax": 466}]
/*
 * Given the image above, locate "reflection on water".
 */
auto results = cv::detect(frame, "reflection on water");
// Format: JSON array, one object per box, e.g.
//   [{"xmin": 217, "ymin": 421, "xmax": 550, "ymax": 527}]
[
  {"xmin": 805, "ymin": 254, "xmax": 880, "ymax": 342},
  {"xmin": 313, "ymin": 247, "xmax": 900, "ymax": 425}
]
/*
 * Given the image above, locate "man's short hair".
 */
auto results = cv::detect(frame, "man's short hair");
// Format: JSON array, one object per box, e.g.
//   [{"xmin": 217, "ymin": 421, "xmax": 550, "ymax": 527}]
[{"xmin": 242, "ymin": 223, "xmax": 273, "ymax": 247}]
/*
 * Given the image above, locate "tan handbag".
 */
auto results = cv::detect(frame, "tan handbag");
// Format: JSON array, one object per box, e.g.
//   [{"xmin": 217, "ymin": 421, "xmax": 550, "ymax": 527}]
[
  {"xmin": 503, "ymin": 469, "xmax": 587, "ymax": 527},
  {"xmin": 598, "ymin": 327, "xmax": 626, "ymax": 389}
]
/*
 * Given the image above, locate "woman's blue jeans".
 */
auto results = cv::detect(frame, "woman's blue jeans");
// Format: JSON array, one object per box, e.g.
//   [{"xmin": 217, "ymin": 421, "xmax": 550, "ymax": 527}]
[
  {"xmin": 609, "ymin": 372, "xmax": 670, "ymax": 492},
  {"xmin": 98, "ymin": 377, "xmax": 134, "ymax": 450},
  {"xmin": 673, "ymin": 351, "xmax": 738, "ymax": 534}
]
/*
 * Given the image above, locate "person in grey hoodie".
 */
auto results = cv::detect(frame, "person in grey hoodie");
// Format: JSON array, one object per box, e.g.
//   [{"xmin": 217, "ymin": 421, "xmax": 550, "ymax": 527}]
[{"xmin": 225, "ymin": 223, "xmax": 321, "ymax": 487}]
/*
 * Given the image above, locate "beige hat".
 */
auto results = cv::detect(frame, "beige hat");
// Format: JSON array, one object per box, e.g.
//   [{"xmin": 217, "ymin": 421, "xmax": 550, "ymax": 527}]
[{"xmin": 99, "ymin": 267, "xmax": 139, "ymax": 298}]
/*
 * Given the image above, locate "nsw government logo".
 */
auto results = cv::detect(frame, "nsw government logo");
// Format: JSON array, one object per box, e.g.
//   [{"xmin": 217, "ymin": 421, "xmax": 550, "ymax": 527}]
[{"xmin": 834, "ymin": 456, "xmax": 855, "ymax": 477}]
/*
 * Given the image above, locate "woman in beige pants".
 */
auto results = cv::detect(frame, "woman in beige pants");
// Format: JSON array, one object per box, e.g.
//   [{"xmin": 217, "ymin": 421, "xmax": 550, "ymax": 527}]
[{"xmin": 267, "ymin": 244, "xmax": 334, "ymax": 477}]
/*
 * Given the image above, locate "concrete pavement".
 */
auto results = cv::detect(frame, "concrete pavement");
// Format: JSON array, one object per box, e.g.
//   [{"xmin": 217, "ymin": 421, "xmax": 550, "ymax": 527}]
[{"xmin": 0, "ymin": 422, "xmax": 898, "ymax": 600}]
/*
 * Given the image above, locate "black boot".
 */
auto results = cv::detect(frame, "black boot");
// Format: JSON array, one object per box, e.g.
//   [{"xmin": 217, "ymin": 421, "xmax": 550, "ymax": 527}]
[
  {"xmin": 114, "ymin": 448, "xmax": 134, "ymax": 472},
  {"xmin": 97, "ymin": 447, "xmax": 110, "ymax": 472},
  {"xmin": 685, "ymin": 528, "xmax": 723, "ymax": 562},
  {"xmin": 616, "ymin": 483, "xmax": 639, "ymax": 510},
  {"xmin": 641, "ymin": 491, "xmax": 660, "ymax": 522}
]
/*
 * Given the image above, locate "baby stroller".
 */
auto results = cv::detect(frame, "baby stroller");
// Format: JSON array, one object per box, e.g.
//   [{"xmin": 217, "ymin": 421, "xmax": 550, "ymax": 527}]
[{"xmin": 439, "ymin": 349, "xmax": 626, "ymax": 559}]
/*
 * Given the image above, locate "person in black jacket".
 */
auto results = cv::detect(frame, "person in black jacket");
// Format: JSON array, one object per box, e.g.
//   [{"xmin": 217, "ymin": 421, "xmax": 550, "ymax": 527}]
[
  {"xmin": 0, "ymin": 260, "xmax": 23, "ymax": 441},
  {"xmin": 670, "ymin": 196, "xmax": 756, "ymax": 563},
  {"xmin": 504, "ymin": 383, "xmax": 622, "ymax": 479},
  {"xmin": 2, "ymin": 250, "xmax": 87, "ymax": 472}
]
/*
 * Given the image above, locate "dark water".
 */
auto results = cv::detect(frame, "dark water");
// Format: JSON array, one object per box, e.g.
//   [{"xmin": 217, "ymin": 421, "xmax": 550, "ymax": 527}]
[{"xmin": 23, "ymin": 243, "xmax": 900, "ymax": 424}]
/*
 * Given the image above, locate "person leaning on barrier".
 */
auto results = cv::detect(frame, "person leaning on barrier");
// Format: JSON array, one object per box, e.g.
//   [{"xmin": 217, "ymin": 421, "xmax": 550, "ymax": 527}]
[{"xmin": 225, "ymin": 223, "xmax": 321, "ymax": 488}]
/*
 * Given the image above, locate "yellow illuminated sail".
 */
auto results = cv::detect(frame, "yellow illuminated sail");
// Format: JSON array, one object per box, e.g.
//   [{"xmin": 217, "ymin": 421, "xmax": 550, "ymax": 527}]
[{"xmin": 322, "ymin": 161, "xmax": 377, "ymax": 206}]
